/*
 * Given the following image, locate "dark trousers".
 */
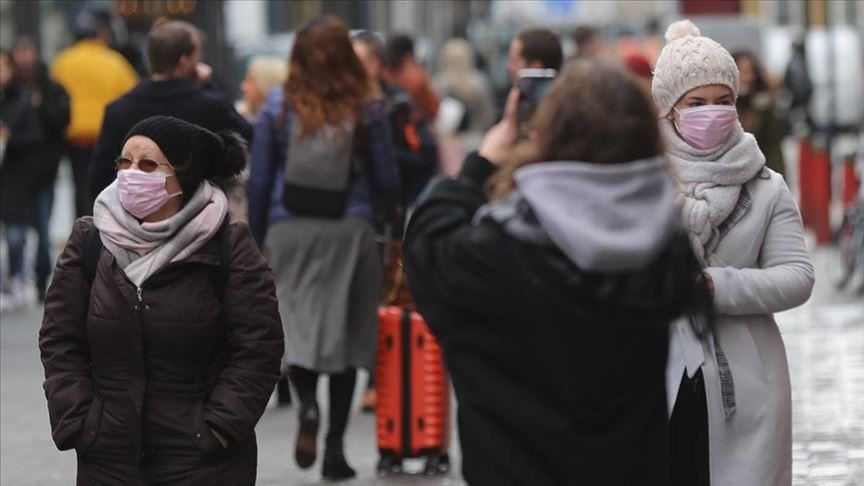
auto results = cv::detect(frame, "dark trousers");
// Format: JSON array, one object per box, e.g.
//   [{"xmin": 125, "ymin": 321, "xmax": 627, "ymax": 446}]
[
  {"xmin": 671, "ymin": 369, "xmax": 710, "ymax": 486},
  {"xmin": 34, "ymin": 185, "xmax": 54, "ymax": 289},
  {"xmin": 3, "ymin": 224, "xmax": 28, "ymax": 281},
  {"xmin": 66, "ymin": 145, "xmax": 93, "ymax": 217},
  {"xmin": 289, "ymin": 365, "xmax": 357, "ymax": 447}
]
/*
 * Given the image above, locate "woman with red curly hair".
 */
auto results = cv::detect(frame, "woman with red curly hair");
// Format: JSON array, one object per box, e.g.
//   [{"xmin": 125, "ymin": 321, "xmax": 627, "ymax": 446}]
[{"xmin": 246, "ymin": 16, "xmax": 399, "ymax": 479}]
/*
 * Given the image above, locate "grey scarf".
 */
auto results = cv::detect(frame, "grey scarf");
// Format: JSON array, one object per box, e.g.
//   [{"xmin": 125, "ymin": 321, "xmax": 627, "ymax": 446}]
[
  {"xmin": 93, "ymin": 181, "xmax": 228, "ymax": 287},
  {"xmin": 662, "ymin": 119, "xmax": 765, "ymax": 265}
]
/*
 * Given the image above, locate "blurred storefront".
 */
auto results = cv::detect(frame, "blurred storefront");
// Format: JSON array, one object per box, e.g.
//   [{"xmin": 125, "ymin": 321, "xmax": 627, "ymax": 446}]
[
  {"xmin": 0, "ymin": 0, "xmax": 236, "ymax": 90},
  {"xmin": 0, "ymin": 0, "xmax": 489, "ymax": 97},
  {"xmin": 223, "ymin": 0, "xmax": 489, "ymax": 67},
  {"xmin": 0, "ymin": 0, "xmax": 860, "ymax": 105}
]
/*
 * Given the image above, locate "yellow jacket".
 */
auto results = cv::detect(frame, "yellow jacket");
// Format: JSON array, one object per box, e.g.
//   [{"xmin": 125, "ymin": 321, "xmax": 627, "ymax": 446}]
[{"xmin": 50, "ymin": 39, "xmax": 138, "ymax": 145}]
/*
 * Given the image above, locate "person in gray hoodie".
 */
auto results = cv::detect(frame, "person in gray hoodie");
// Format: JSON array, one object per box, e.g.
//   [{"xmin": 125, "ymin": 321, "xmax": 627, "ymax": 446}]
[{"xmin": 404, "ymin": 59, "xmax": 712, "ymax": 485}]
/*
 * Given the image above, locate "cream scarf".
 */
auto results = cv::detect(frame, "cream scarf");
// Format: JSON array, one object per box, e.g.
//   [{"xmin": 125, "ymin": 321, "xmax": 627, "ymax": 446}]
[
  {"xmin": 661, "ymin": 119, "xmax": 765, "ymax": 264},
  {"xmin": 93, "ymin": 180, "xmax": 228, "ymax": 287}
]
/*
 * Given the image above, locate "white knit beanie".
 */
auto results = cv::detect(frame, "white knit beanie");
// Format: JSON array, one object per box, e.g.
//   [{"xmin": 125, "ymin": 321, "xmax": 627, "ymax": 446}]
[{"xmin": 651, "ymin": 20, "xmax": 740, "ymax": 116}]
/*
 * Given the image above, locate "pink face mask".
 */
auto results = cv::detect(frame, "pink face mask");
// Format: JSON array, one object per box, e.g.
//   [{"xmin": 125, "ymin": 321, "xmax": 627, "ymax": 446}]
[
  {"xmin": 674, "ymin": 105, "xmax": 738, "ymax": 150},
  {"xmin": 117, "ymin": 169, "xmax": 182, "ymax": 219}
]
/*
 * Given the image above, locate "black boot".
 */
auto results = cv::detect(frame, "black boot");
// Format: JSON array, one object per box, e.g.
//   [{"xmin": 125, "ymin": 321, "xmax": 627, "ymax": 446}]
[
  {"xmin": 277, "ymin": 376, "xmax": 293, "ymax": 407},
  {"xmin": 294, "ymin": 403, "xmax": 319, "ymax": 469},
  {"xmin": 322, "ymin": 442, "xmax": 356, "ymax": 481}
]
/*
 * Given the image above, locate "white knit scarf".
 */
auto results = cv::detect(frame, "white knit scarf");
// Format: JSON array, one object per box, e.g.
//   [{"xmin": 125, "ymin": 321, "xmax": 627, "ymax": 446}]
[
  {"xmin": 661, "ymin": 119, "xmax": 765, "ymax": 264},
  {"xmin": 93, "ymin": 180, "xmax": 228, "ymax": 287}
]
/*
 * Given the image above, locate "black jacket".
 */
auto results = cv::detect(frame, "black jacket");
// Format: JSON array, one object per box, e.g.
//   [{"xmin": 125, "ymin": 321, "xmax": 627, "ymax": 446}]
[
  {"xmin": 1, "ymin": 83, "xmax": 45, "ymax": 225},
  {"xmin": 404, "ymin": 154, "xmax": 711, "ymax": 486},
  {"xmin": 20, "ymin": 62, "xmax": 70, "ymax": 186},
  {"xmin": 382, "ymin": 81, "xmax": 438, "ymax": 209},
  {"xmin": 88, "ymin": 78, "xmax": 253, "ymax": 203}
]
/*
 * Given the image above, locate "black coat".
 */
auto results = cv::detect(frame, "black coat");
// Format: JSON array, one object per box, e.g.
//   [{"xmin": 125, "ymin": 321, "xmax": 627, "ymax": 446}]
[
  {"xmin": 404, "ymin": 154, "xmax": 711, "ymax": 486},
  {"xmin": 24, "ymin": 62, "xmax": 71, "ymax": 186},
  {"xmin": 40, "ymin": 218, "xmax": 283, "ymax": 485},
  {"xmin": 1, "ymin": 83, "xmax": 44, "ymax": 225},
  {"xmin": 382, "ymin": 81, "xmax": 438, "ymax": 209},
  {"xmin": 88, "ymin": 78, "xmax": 253, "ymax": 204}
]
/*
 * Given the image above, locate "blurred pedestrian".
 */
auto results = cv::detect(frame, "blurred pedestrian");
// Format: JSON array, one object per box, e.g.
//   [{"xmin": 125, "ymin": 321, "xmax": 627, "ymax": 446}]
[
  {"xmin": 624, "ymin": 52, "xmax": 653, "ymax": 95},
  {"xmin": 434, "ymin": 39, "xmax": 497, "ymax": 141},
  {"xmin": 653, "ymin": 20, "xmax": 814, "ymax": 486},
  {"xmin": 247, "ymin": 17, "xmax": 399, "ymax": 480},
  {"xmin": 79, "ymin": 4, "xmax": 148, "ymax": 76},
  {"xmin": 11, "ymin": 37, "xmax": 70, "ymax": 301},
  {"xmin": 405, "ymin": 60, "xmax": 711, "ymax": 485},
  {"xmin": 353, "ymin": 31, "xmax": 438, "ymax": 209},
  {"xmin": 51, "ymin": 8, "xmax": 138, "ymax": 218},
  {"xmin": 352, "ymin": 30, "xmax": 439, "ymax": 412},
  {"xmin": 39, "ymin": 115, "xmax": 283, "ymax": 485},
  {"xmin": 1, "ymin": 49, "xmax": 44, "ymax": 307},
  {"xmin": 733, "ymin": 51, "xmax": 786, "ymax": 178},
  {"xmin": 236, "ymin": 56, "xmax": 288, "ymax": 123},
  {"xmin": 235, "ymin": 54, "xmax": 291, "ymax": 397},
  {"xmin": 782, "ymin": 39, "xmax": 813, "ymax": 136},
  {"xmin": 384, "ymin": 34, "xmax": 440, "ymax": 122},
  {"xmin": 505, "ymin": 27, "xmax": 563, "ymax": 85},
  {"xmin": 89, "ymin": 20, "xmax": 252, "ymax": 207},
  {"xmin": 572, "ymin": 24, "xmax": 604, "ymax": 59}
]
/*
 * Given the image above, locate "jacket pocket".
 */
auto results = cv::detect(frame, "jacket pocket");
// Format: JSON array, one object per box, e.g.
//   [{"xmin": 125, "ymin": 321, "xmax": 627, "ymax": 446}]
[
  {"xmin": 189, "ymin": 401, "xmax": 227, "ymax": 463},
  {"xmin": 75, "ymin": 396, "xmax": 103, "ymax": 458}
]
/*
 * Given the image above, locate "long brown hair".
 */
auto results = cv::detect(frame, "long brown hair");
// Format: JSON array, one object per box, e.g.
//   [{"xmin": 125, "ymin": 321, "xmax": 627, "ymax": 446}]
[
  {"xmin": 490, "ymin": 59, "xmax": 664, "ymax": 198},
  {"xmin": 282, "ymin": 16, "xmax": 369, "ymax": 135}
]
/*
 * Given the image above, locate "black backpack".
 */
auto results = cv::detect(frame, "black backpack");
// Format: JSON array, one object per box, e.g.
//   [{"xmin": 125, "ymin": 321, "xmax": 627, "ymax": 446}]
[{"xmin": 81, "ymin": 221, "xmax": 232, "ymax": 299}]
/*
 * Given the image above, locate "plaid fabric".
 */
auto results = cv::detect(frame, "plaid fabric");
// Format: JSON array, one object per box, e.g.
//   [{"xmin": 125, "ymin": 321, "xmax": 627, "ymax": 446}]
[
  {"xmin": 691, "ymin": 313, "xmax": 736, "ymax": 421},
  {"xmin": 713, "ymin": 334, "xmax": 737, "ymax": 420}
]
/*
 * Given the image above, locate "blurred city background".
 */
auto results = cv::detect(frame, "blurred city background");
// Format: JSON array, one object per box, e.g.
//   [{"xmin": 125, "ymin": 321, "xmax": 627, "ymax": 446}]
[
  {"xmin": 0, "ymin": 0, "xmax": 862, "ymax": 485},
  {"xmin": 2, "ymin": 0, "xmax": 862, "ymax": 115}
]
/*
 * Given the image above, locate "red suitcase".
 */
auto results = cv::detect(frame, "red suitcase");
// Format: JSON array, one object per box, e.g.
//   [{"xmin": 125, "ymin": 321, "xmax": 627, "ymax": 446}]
[{"xmin": 376, "ymin": 306, "xmax": 451, "ymax": 476}]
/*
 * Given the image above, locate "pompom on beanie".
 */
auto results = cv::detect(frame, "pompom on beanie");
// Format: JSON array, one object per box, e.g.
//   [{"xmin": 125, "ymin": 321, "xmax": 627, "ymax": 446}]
[{"xmin": 651, "ymin": 20, "xmax": 740, "ymax": 116}]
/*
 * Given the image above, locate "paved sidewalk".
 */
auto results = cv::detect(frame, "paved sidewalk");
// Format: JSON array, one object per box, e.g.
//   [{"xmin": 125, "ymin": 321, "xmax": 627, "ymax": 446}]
[
  {"xmin": 1, "ymin": 249, "xmax": 860, "ymax": 485},
  {"xmin": 784, "ymin": 250, "xmax": 864, "ymax": 486}
]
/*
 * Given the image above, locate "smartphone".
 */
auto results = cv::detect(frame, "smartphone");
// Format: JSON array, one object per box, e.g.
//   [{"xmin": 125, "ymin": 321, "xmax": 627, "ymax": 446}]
[{"xmin": 516, "ymin": 68, "xmax": 557, "ymax": 138}]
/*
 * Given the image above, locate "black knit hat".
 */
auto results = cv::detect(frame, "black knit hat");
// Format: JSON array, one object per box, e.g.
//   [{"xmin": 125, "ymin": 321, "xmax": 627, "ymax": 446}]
[{"xmin": 123, "ymin": 115, "xmax": 247, "ymax": 199}]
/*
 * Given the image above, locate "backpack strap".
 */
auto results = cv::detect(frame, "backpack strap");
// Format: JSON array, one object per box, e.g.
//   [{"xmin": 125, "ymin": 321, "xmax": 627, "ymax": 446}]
[{"xmin": 82, "ymin": 224, "xmax": 103, "ymax": 284}]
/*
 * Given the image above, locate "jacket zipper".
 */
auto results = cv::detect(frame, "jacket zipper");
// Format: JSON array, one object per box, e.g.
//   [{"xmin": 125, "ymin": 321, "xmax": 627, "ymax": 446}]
[{"xmin": 134, "ymin": 285, "xmax": 147, "ymax": 462}]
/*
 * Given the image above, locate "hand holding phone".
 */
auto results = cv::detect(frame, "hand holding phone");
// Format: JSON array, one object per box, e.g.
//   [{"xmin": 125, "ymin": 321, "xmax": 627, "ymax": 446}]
[
  {"xmin": 478, "ymin": 89, "xmax": 520, "ymax": 166},
  {"xmin": 516, "ymin": 68, "xmax": 556, "ymax": 138}
]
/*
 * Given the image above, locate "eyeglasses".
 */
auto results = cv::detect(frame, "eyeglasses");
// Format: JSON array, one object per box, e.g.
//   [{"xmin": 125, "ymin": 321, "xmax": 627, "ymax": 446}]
[{"xmin": 115, "ymin": 157, "xmax": 173, "ymax": 173}]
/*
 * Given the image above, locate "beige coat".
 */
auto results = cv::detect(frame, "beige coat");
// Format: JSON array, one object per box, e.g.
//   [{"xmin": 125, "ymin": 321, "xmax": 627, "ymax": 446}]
[{"xmin": 668, "ymin": 168, "xmax": 814, "ymax": 486}]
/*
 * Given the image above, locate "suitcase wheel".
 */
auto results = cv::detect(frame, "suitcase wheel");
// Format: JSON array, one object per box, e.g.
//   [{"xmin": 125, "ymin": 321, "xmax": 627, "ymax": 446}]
[
  {"xmin": 423, "ymin": 452, "xmax": 450, "ymax": 476},
  {"xmin": 376, "ymin": 452, "xmax": 403, "ymax": 477}
]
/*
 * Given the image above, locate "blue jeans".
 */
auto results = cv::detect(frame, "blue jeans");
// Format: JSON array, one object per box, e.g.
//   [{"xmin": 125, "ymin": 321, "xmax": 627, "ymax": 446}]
[
  {"xmin": 34, "ymin": 186, "xmax": 55, "ymax": 288},
  {"xmin": 3, "ymin": 224, "xmax": 28, "ymax": 283}
]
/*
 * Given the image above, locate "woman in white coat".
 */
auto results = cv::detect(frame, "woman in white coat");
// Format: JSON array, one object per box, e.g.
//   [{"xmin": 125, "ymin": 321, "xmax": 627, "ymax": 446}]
[{"xmin": 652, "ymin": 21, "xmax": 815, "ymax": 486}]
